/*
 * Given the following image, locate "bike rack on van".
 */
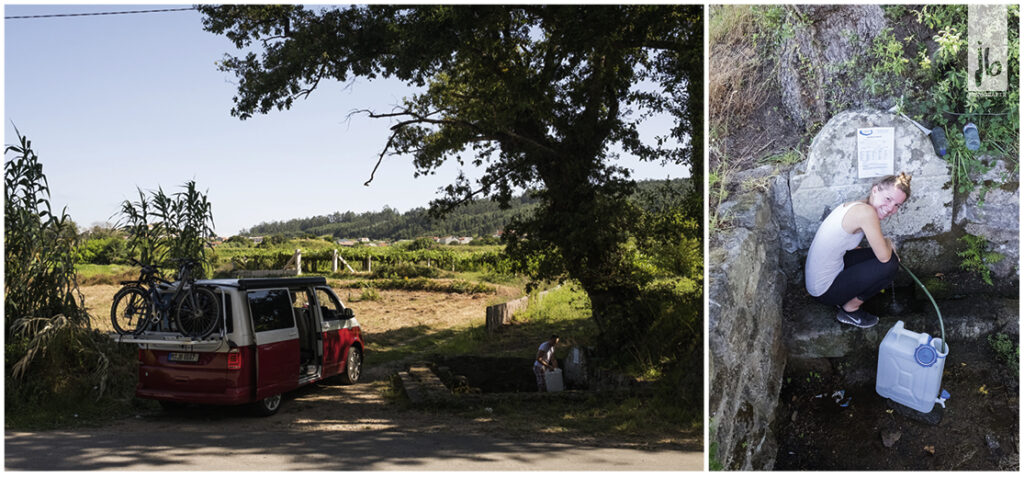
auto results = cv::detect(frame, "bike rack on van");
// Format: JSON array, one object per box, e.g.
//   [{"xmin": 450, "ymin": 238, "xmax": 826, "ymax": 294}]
[{"xmin": 109, "ymin": 287, "xmax": 231, "ymax": 353}]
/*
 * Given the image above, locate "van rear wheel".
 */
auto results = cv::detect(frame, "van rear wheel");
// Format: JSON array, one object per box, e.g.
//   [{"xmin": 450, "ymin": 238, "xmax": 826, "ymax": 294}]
[
  {"xmin": 251, "ymin": 394, "xmax": 282, "ymax": 416},
  {"xmin": 340, "ymin": 347, "xmax": 362, "ymax": 385}
]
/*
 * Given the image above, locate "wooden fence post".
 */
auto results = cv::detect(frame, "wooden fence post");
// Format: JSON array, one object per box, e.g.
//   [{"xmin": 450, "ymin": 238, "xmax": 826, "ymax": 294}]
[{"xmin": 295, "ymin": 249, "xmax": 302, "ymax": 275}]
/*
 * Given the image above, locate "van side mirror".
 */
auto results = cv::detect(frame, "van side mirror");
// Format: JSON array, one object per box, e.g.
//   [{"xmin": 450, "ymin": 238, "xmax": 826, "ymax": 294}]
[{"xmin": 342, "ymin": 308, "xmax": 354, "ymax": 319}]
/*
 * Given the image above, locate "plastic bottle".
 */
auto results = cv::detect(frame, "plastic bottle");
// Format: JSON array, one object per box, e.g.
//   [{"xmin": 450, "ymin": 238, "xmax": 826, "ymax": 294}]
[{"xmin": 964, "ymin": 122, "xmax": 981, "ymax": 151}]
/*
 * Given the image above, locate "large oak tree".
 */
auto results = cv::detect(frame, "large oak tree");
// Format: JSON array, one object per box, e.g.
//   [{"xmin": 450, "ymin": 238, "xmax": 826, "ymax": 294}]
[{"xmin": 199, "ymin": 5, "xmax": 702, "ymax": 368}]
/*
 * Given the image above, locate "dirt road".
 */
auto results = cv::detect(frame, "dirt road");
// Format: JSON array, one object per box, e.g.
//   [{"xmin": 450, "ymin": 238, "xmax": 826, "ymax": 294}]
[{"xmin": 5, "ymin": 375, "xmax": 701, "ymax": 471}]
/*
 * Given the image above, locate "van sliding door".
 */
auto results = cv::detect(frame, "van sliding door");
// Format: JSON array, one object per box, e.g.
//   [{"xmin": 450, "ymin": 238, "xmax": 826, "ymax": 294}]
[
  {"xmin": 247, "ymin": 289, "xmax": 300, "ymax": 399},
  {"xmin": 315, "ymin": 287, "xmax": 356, "ymax": 377}
]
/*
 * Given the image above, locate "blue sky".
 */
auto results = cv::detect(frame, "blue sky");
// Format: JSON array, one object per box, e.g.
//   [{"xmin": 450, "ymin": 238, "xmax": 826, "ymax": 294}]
[{"xmin": 4, "ymin": 4, "xmax": 690, "ymax": 236}]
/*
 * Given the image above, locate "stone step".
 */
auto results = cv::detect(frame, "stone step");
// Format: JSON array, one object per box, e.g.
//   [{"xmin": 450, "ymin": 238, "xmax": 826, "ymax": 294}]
[
  {"xmin": 397, "ymin": 363, "xmax": 451, "ymax": 404},
  {"xmin": 784, "ymin": 290, "xmax": 1018, "ymax": 360}
]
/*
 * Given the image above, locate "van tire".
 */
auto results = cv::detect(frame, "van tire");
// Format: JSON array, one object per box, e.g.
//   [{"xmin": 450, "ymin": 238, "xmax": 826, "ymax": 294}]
[
  {"xmin": 251, "ymin": 394, "xmax": 282, "ymax": 416},
  {"xmin": 340, "ymin": 347, "xmax": 362, "ymax": 385}
]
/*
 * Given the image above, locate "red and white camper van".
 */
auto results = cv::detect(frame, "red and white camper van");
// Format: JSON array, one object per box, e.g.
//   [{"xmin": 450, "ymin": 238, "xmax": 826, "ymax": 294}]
[{"xmin": 119, "ymin": 276, "xmax": 363, "ymax": 416}]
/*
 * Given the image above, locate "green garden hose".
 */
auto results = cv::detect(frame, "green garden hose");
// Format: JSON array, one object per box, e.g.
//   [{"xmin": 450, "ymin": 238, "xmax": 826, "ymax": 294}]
[{"xmin": 900, "ymin": 264, "xmax": 946, "ymax": 353}]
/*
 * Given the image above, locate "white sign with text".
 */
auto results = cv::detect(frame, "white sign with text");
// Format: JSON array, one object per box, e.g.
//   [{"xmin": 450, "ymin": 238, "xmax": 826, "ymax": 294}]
[{"xmin": 857, "ymin": 127, "xmax": 894, "ymax": 179}]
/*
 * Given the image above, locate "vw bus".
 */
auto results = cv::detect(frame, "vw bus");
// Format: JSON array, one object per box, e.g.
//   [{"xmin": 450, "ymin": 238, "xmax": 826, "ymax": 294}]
[{"xmin": 117, "ymin": 277, "xmax": 363, "ymax": 416}]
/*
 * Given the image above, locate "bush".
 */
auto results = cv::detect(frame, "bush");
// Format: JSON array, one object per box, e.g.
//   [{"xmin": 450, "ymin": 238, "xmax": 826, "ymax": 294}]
[
  {"xmin": 988, "ymin": 333, "xmax": 1019, "ymax": 376},
  {"xmin": 371, "ymin": 263, "xmax": 442, "ymax": 279},
  {"xmin": 350, "ymin": 278, "xmax": 495, "ymax": 294},
  {"xmin": 6, "ymin": 317, "xmax": 138, "ymax": 429}
]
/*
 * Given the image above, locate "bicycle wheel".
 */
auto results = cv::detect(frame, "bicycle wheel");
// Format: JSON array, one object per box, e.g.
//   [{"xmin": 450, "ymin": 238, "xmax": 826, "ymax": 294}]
[
  {"xmin": 174, "ymin": 287, "xmax": 220, "ymax": 338},
  {"xmin": 111, "ymin": 286, "xmax": 153, "ymax": 334}
]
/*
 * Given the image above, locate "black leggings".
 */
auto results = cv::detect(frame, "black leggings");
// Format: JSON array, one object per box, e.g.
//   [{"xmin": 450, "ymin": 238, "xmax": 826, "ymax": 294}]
[{"xmin": 814, "ymin": 248, "xmax": 899, "ymax": 308}]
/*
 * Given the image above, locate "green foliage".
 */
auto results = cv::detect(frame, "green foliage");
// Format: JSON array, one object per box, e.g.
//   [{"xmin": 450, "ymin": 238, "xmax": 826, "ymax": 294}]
[
  {"xmin": 4, "ymin": 129, "xmax": 88, "ymax": 332},
  {"xmin": 349, "ymin": 278, "xmax": 495, "ymax": 294},
  {"xmin": 945, "ymin": 129, "xmax": 994, "ymax": 195},
  {"xmin": 896, "ymin": 6, "xmax": 1018, "ymax": 193},
  {"xmin": 223, "ymin": 235, "xmax": 254, "ymax": 248},
  {"xmin": 225, "ymin": 243, "xmax": 512, "ymax": 276},
  {"xmin": 4, "ymin": 130, "xmax": 136, "ymax": 429},
  {"xmin": 256, "ymin": 233, "xmax": 288, "ymax": 248},
  {"xmin": 709, "ymin": 417, "xmax": 725, "ymax": 470},
  {"xmin": 76, "ymin": 235, "xmax": 129, "ymax": 265},
  {"xmin": 405, "ymin": 237, "xmax": 438, "ymax": 251},
  {"xmin": 6, "ymin": 316, "xmax": 138, "ymax": 429},
  {"xmin": 758, "ymin": 150, "xmax": 803, "ymax": 166},
  {"xmin": 356, "ymin": 287, "xmax": 382, "ymax": 302},
  {"xmin": 956, "ymin": 234, "xmax": 1004, "ymax": 285},
  {"xmin": 243, "ymin": 197, "xmax": 539, "ymax": 240},
  {"xmin": 371, "ymin": 262, "xmax": 443, "ymax": 279},
  {"xmin": 988, "ymin": 332, "xmax": 1019, "ymax": 375},
  {"xmin": 116, "ymin": 181, "xmax": 216, "ymax": 277}
]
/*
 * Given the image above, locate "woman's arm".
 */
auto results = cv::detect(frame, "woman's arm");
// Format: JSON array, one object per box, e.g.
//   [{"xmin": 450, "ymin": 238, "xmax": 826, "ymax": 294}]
[{"xmin": 843, "ymin": 203, "xmax": 894, "ymax": 262}]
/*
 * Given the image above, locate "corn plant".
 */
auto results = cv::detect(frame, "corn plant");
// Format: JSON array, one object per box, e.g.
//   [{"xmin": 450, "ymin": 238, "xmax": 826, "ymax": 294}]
[
  {"xmin": 117, "ymin": 181, "xmax": 216, "ymax": 278},
  {"xmin": 4, "ymin": 130, "xmax": 136, "ymax": 421},
  {"xmin": 4, "ymin": 128, "xmax": 87, "ymax": 333}
]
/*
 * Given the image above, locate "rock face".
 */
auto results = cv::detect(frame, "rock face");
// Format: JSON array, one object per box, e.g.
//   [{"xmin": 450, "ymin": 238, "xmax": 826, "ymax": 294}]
[
  {"xmin": 709, "ymin": 176, "xmax": 790, "ymax": 470},
  {"xmin": 957, "ymin": 158, "xmax": 1020, "ymax": 281},
  {"xmin": 789, "ymin": 109, "xmax": 954, "ymax": 250},
  {"xmin": 777, "ymin": 5, "xmax": 887, "ymax": 131}
]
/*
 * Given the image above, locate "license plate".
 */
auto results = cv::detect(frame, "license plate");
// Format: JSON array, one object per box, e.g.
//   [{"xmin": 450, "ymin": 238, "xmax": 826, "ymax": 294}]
[{"xmin": 168, "ymin": 352, "xmax": 199, "ymax": 363}]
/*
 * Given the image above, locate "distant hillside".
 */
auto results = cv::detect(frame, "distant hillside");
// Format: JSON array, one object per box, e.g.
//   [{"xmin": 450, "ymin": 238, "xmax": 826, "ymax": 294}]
[{"xmin": 241, "ymin": 178, "xmax": 691, "ymax": 240}]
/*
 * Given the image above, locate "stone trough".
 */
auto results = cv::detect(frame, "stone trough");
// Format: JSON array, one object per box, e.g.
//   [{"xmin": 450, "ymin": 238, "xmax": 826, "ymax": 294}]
[{"xmin": 709, "ymin": 108, "xmax": 1019, "ymax": 470}]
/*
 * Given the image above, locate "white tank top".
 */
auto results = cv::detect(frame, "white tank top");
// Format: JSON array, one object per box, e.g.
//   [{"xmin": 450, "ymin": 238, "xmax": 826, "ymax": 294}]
[{"xmin": 805, "ymin": 202, "xmax": 865, "ymax": 297}]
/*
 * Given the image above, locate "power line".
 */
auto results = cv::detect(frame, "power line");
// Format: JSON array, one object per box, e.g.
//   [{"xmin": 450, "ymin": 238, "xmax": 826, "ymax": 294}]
[{"xmin": 5, "ymin": 7, "xmax": 196, "ymax": 20}]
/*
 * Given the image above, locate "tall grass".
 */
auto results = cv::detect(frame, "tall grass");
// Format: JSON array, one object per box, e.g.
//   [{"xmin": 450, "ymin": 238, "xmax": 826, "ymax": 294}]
[{"xmin": 5, "ymin": 130, "xmax": 138, "ymax": 430}]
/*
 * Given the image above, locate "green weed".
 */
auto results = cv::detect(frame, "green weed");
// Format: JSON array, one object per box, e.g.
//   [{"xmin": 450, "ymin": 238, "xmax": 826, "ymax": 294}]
[
  {"xmin": 988, "ymin": 333, "xmax": 1019, "ymax": 375},
  {"xmin": 957, "ymin": 234, "xmax": 1004, "ymax": 285}
]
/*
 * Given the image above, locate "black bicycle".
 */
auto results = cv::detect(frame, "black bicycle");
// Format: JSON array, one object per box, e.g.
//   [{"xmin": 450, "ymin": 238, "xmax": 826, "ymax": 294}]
[{"xmin": 110, "ymin": 259, "xmax": 220, "ymax": 339}]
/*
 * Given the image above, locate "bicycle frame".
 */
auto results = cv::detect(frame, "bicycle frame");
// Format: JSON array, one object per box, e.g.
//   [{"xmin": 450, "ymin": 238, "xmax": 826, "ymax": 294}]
[{"xmin": 130, "ymin": 261, "xmax": 200, "ymax": 330}]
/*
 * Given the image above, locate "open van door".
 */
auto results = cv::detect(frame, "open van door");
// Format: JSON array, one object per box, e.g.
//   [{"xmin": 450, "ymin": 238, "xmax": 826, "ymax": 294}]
[
  {"xmin": 315, "ymin": 286, "xmax": 360, "ymax": 380},
  {"xmin": 246, "ymin": 288, "xmax": 300, "ymax": 400}
]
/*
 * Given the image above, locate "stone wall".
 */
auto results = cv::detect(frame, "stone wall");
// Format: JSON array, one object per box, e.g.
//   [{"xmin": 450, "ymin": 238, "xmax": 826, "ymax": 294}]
[{"xmin": 709, "ymin": 173, "xmax": 790, "ymax": 470}]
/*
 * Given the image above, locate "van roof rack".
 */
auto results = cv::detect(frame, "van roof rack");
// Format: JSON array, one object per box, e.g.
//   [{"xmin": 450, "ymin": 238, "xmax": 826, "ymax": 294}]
[{"xmin": 199, "ymin": 276, "xmax": 328, "ymax": 290}]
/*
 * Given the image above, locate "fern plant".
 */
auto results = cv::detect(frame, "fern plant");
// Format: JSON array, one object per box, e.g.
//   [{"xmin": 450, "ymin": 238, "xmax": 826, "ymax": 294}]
[{"xmin": 957, "ymin": 234, "xmax": 1004, "ymax": 285}]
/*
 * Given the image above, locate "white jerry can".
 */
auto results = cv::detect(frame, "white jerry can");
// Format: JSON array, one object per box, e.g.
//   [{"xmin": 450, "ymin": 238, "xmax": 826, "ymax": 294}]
[
  {"xmin": 544, "ymin": 368, "xmax": 564, "ymax": 392},
  {"xmin": 876, "ymin": 320, "xmax": 950, "ymax": 413}
]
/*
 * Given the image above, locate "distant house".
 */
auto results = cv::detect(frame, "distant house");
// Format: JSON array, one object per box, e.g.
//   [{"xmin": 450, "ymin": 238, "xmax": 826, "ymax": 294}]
[
  {"xmin": 337, "ymin": 239, "xmax": 357, "ymax": 247},
  {"xmin": 359, "ymin": 238, "xmax": 371, "ymax": 243},
  {"xmin": 248, "ymin": 236, "xmax": 264, "ymax": 244},
  {"xmin": 458, "ymin": 236, "xmax": 472, "ymax": 245},
  {"xmin": 441, "ymin": 236, "xmax": 459, "ymax": 245}
]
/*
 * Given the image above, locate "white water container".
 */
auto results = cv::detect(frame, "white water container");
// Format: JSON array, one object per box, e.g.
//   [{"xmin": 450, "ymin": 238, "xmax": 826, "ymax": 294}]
[
  {"xmin": 876, "ymin": 320, "xmax": 950, "ymax": 413},
  {"xmin": 544, "ymin": 368, "xmax": 564, "ymax": 392}
]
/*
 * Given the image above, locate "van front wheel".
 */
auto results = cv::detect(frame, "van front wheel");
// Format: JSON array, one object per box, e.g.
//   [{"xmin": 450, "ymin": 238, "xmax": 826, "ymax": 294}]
[
  {"xmin": 340, "ymin": 347, "xmax": 362, "ymax": 385},
  {"xmin": 251, "ymin": 394, "xmax": 282, "ymax": 416}
]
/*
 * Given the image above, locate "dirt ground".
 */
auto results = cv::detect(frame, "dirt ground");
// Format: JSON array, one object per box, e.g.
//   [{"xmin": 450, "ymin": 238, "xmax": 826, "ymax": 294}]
[{"xmin": 774, "ymin": 329, "xmax": 1019, "ymax": 470}]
